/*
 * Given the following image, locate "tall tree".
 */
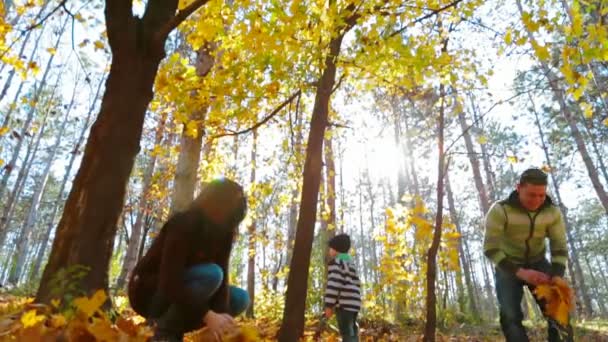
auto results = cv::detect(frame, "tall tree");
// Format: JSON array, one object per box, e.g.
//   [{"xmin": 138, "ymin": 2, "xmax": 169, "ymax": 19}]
[
  {"xmin": 278, "ymin": 3, "xmax": 358, "ymax": 339},
  {"xmin": 528, "ymin": 95, "xmax": 593, "ymax": 316},
  {"xmin": 115, "ymin": 112, "xmax": 167, "ymax": 289},
  {"xmin": 515, "ymin": 0, "xmax": 608, "ymax": 215},
  {"xmin": 9, "ymin": 77, "xmax": 76, "ymax": 284},
  {"xmin": 36, "ymin": 0, "xmax": 213, "ymax": 303},
  {"xmin": 423, "ymin": 82, "xmax": 446, "ymax": 342},
  {"xmin": 31, "ymin": 76, "xmax": 105, "ymax": 280},
  {"xmin": 246, "ymin": 129, "xmax": 257, "ymax": 318}
]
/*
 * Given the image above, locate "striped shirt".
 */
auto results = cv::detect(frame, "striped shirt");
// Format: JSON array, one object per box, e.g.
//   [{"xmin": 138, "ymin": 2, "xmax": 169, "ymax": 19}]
[{"xmin": 324, "ymin": 258, "xmax": 361, "ymax": 312}]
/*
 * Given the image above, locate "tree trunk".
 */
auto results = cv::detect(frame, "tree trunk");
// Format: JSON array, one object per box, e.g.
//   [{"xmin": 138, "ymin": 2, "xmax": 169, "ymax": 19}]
[
  {"xmin": 115, "ymin": 113, "xmax": 166, "ymax": 290},
  {"xmin": 391, "ymin": 98, "xmax": 407, "ymax": 203},
  {"xmin": 0, "ymin": 136, "xmax": 36, "ymax": 251},
  {"xmin": 516, "ymin": 0, "xmax": 608, "ymax": 215},
  {"xmin": 457, "ymin": 111, "xmax": 490, "ymax": 214},
  {"xmin": 423, "ymin": 84, "xmax": 446, "ymax": 342},
  {"xmin": 364, "ymin": 169, "xmax": 379, "ymax": 283},
  {"xmin": 468, "ymin": 94, "xmax": 496, "ymax": 202},
  {"xmin": 4, "ymin": 116, "xmax": 50, "ymax": 284},
  {"xmin": 324, "ymin": 129, "xmax": 337, "ymax": 235},
  {"xmin": 30, "ymin": 77, "xmax": 105, "ymax": 280},
  {"xmin": 445, "ymin": 172, "xmax": 478, "ymax": 317},
  {"xmin": 169, "ymin": 43, "xmax": 215, "ymax": 214},
  {"xmin": 284, "ymin": 107, "xmax": 303, "ymax": 286},
  {"xmin": 581, "ymin": 119, "xmax": 608, "ymax": 187},
  {"xmin": 529, "ymin": 94, "xmax": 593, "ymax": 316},
  {"xmin": 246, "ymin": 130, "xmax": 257, "ymax": 318},
  {"xmin": 0, "ymin": 1, "xmax": 50, "ymax": 101},
  {"xmin": 0, "ymin": 82, "xmax": 57, "ymax": 252},
  {"xmin": 36, "ymin": 0, "xmax": 196, "ymax": 302},
  {"xmin": 357, "ymin": 171, "xmax": 369, "ymax": 282},
  {"xmin": 583, "ymin": 252, "xmax": 608, "ymax": 317},
  {"xmin": 278, "ymin": 15, "xmax": 353, "ymax": 339},
  {"xmin": 403, "ymin": 116, "xmax": 420, "ymax": 196},
  {"xmin": 0, "ymin": 19, "xmax": 65, "ymax": 203},
  {"xmin": 9, "ymin": 79, "xmax": 75, "ymax": 284}
]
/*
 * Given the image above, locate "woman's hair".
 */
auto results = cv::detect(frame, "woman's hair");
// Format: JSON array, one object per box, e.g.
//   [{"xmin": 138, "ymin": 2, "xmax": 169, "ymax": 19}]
[{"xmin": 188, "ymin": 178, "xmax": 247, "ymax": 312}]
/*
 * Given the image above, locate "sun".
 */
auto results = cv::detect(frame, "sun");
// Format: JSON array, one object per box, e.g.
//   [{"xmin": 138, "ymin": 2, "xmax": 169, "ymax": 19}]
[{"xmin": 365, "ymin": 136, "xmax": 403, "ymax": 181}]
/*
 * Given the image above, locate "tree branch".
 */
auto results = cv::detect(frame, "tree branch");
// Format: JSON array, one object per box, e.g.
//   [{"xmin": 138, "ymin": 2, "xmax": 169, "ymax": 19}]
[
  {"xmin": 444, "ymin": 88, "xmax": 536, "ymax": 153},
  {"xmin": 23, "ymin": 0, "xmax": 67, "ymax": 31},
  {"xmin": 157, "ymin": 0, "xmax": 210, "ymax": 40},
  {"xmin": 106, "ymin": 0, "xmax": 134, "ymax": 49},
  {"xmin": 212, "ymin": 90, "xmax": 302, "ymax": 139},
  {"xmin": 389, "ymin": 0, "xmax": 464, "ymax": 38}
]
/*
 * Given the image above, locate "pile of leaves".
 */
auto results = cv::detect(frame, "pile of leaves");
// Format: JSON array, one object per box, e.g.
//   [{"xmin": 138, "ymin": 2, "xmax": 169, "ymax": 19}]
[
  {"xmin": 0, "ymin": 291, "xmax": 259, "ymax": 341},
  {"xmin": 533, "ymin": 277, "xmax": 575, "ymax": 326}
]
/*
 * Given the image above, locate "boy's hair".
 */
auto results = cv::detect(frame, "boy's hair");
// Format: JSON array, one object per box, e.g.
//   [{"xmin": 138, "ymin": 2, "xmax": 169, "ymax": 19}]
[
  {"xmin": 519, "ymin": 168, "xmax": 548, "ymax": 186},
  {"xmin": 329, "ymin": 234, "xmax": 350, "ymax": 253}
]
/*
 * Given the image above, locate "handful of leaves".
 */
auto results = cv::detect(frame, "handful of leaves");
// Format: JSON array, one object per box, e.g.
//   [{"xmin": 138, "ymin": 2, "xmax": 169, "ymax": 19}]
[{"xmin": 533, "ymin": 277, "xmax": 575, "ymax": 327}]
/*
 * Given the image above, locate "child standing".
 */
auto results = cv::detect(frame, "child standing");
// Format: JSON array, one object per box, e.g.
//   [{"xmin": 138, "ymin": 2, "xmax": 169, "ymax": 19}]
[{"xmin": 324, "ymin": 233, "xmax": 362, "ymax": 342}]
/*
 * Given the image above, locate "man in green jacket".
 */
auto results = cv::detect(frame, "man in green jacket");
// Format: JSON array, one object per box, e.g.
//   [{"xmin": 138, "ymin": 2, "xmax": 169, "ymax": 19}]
[{"xmin": 484, "ymin": 167, "xmax": 573, "ymax": 342}]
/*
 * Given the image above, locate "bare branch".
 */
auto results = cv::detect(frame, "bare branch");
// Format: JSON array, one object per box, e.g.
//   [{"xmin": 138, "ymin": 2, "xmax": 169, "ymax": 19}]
[
  {"xmin": 389, "ymin": 0, "xmax": 464, "ymax": 38},
  {"xmin": 444, "ymin": 88, "xmax": 536, "ymax": 153},
  {"xmin": 212, "ymin": 90, "xmax": 302, "ymax": 139},
  {"xmin": 23, "ymin": 0, "xmax": 68, "ymax": 32}
]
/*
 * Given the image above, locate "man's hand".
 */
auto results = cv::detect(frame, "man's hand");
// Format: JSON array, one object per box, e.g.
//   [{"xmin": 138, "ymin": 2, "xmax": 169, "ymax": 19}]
[
  {"xmin": 516, "ymin": 268, "xmax": 550, "ymax": 286},
  {"xmin": 324, "ymin": 307, "xmax": 333, "ymax": 319},
  {"xmin": 203, "ymin": 310, "xmax": 236, "ymax": 341}
]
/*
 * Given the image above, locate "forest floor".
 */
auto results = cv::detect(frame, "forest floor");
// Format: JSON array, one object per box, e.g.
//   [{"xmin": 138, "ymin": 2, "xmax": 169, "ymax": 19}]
[{"xmin": 0, "ymin": 293, "xmax": 606, "ymax": 341}]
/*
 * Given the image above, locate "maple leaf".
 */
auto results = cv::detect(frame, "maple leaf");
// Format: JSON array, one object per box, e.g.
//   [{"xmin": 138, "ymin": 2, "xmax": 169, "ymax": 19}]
[
  {"xmin": 93, "ymin": 40, "xmax": 105, "ymax": 51},
  {"xmin": 533, "ymin": 277, "xmax": 575, "ymax": 327},
  {"xmin": 87, "ymin": 317, "xmax": 118, "ymax": 341},
  {"xmin": 20, "ymin": 309, "xmax": 45, "ymax": 328},
  {"xmin": 73, "ymin": 290, "xmax": 107, "ymax": 318}
]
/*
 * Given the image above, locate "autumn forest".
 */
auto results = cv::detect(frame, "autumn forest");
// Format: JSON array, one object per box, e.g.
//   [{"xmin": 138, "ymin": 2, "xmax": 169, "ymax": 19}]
[{"xmin": 0, "ymin": 0, "xmax": 607, "ymax": 341}]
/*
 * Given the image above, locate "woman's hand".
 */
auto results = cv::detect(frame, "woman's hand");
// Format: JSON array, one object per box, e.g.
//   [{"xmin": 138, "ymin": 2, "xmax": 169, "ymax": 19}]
[{"xmin": 203, "ymin": 310, "xmax": 236, "ymax": 341}]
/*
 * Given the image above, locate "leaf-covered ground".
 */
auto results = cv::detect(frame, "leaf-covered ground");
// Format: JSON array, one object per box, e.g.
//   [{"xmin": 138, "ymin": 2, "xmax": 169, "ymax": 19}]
[{"xmin": 0, "ymin": 293, "xmax": 606, "ymax": 341}]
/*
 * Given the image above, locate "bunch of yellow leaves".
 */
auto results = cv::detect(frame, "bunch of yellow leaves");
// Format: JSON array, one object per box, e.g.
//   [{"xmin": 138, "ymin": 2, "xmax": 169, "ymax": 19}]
[
  {"xmin": 186, "ymin": 324, "xmax": 260, "ymax": 341},
  {"xmin": 533, "ymin": 277, "xmax": 575, "ymax": 327}
]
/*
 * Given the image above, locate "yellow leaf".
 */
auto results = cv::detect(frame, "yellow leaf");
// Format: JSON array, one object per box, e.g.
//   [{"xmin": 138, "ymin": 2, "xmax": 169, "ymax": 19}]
[
  {"xmin": 28, "ymin": 61, "xmax": 39, "ymax": 76},
  {"xmin": 572, "ymin": 86, "xmax": 584, "ymax": 101},
  {"xmin": 178, "ymin": 0, "xmax": 196, "ymax": 10},
  {"xmin": 603, "ymin": 117, "xmax": 608, "ymax": 126},
  {"xmin": 476, "ymin": 135, "xmax": 488, "ymax": 144},
  {"xmin": 186, "ymin": 120, "xmax": 199, "ymax": 138},
  {"xmin": 73, "ymin": 290, "xmax": 107, "ymax": 318},
  {"xmin": 504, "ymin": 28, "xmax": 513, "ymax": 45},
  {"xmin": 534, "ymin": 278, "xmax": 574, "ymax": 327},
  {"xmin": 93, "ymin": 40, "xmax": 104, "ymax": 50},
  {"xmin": 49, "ymin": 314, "xmax": 67, "ymax": 328},
  {"xmin": 46, "ymin": 47, "xmax": 56, "ymax": 55},
  {"xmin": 0, "ymin": 126, "xmax": 9, "ymax": 136},
  {"xmin": 0, "ymin": 159, "xmax": 4, "ymax": 167},
  {"xmin": 78, "ymin": 39, "xmax": 89, "ymax": 48},
  {"xmin": 507, "ymin": 155, "xmax": 518, "ymax": 164},
  {"xmin": 533, "ymin": 43, "xmax": 550, "ymax": 61},
  {"xmin": 580, "ymin": 102, "xmax": 593, "ymax": 119},
  {"xmin": 74, "ymin": 13, "xmax": 85, "ymax": 23},
  {"xmin": 87, "ymin": 317, "xmax": 118, "ymax": 341},
  {"xmin": 20, "ymin": 309, "xmax": 45, "ymax": 328},
  {"xmin": 51, "ymin": 298, "xmax": 60, "ymax": 309}
]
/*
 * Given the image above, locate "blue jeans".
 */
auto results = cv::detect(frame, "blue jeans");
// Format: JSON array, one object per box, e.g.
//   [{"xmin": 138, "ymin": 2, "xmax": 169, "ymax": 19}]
[
  {"xmin": 495, "ymin": 259, "xmax": 573, "ymax": 342},
  {"xmin": 151, "ymin": 263, "xmax": 249, "ymax": 337},
  {"xmin": 336, "ymin": 308, "xmax": 359, "ymax": 342}
]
